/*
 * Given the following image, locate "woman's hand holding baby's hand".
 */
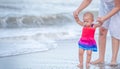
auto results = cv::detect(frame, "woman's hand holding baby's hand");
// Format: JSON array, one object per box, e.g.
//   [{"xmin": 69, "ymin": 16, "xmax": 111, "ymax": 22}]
[
  {"xmin": 73, "ymin": 10, "xmax": 79, "ymax": 19},
  {"xmin": 97, "ymin": 17, "xmax": 106, "ymax": 25},
  {"xmin": 73, "ymin": 10, "xmax": 80, "ymax": 23},
  {"xmin": 95, "ymin": 23, "xmax": 102, "ymax": 27},
  {"xmin": 94, "ymin": 21, "xmax": 102, "ymax": 28}
]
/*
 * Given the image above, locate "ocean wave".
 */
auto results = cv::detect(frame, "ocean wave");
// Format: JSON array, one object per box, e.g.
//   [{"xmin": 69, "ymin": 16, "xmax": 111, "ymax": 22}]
[
  {"xmin": 0, "ymin": 10, "xmax": 99, "ymax": 28},
  {"xmin": 0, "ymin": 13, "xmax": 73, "ymax": 28},
  {"xmin": 0, "ymin": 27, "xmax": 77, "ymax": 40}
]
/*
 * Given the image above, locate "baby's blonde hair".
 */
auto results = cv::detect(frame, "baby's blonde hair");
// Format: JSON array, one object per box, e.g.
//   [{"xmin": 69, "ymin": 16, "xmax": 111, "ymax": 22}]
[
  {"xmin": 83, "ymin": 12, "xmax": 94, "ymax": 22},
  {"xmin": 83, "ymin": 12, "xmax": 94, "ymax": 18}
]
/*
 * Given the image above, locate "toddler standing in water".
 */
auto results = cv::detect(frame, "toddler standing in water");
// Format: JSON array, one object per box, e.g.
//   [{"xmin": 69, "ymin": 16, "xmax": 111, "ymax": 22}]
[{"xmin": 74, "ymin": 12, "xmax": 100, "ymax": 68}]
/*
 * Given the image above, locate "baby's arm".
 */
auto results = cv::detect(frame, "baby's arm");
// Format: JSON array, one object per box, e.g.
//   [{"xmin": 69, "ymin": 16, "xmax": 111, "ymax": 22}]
[{"xmin": 74, "ymin": 16, "xmax": 84, "ymax": 26}]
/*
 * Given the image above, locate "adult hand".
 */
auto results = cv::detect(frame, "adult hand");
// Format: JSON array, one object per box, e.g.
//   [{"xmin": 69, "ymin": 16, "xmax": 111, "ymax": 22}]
[
  {"xmin": 73, "ymin": 10, "xmax": 80, "ymax": 19},
  {"xmin": 97, "ymin": 17, "xmax": 106, "ymax": 25}
]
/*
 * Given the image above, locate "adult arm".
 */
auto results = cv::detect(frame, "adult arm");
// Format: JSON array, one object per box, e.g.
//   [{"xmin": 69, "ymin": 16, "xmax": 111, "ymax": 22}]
[
  {"xmin": 73, "ymin": 0, "xmax": 92, "ymax": 18},
  {"xmin": 97, "ymin": 0, "xmax": 120, "ymax": 24}
]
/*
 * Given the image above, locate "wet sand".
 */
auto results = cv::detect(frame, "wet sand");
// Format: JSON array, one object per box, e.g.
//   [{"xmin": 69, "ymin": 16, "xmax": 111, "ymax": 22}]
[{"xmin": 0, "ymin": 36, "xmax": 120, "ymax": 69}]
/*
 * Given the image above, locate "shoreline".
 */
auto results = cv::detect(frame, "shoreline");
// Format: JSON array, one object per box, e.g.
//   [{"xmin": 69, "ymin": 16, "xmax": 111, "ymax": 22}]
[{"xmin": 0, "ymin": 36, "xmax": 120, "ymax": 69}]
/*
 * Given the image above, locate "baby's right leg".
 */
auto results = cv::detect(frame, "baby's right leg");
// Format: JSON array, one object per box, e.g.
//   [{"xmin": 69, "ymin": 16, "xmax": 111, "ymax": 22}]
[
  {"xmin": 86, "ymin": 50, "xmax": 92, "ymax": 67},
  {"xmin": 77, "ymin": 48, "xmax": 84, "ymax": 67}
]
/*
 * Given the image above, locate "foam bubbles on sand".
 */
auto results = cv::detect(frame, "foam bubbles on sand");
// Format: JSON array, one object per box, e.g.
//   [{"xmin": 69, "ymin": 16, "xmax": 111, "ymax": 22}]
[{"xmin": 0, "ymin": 37, "xmax": 58, "ymax": 57}]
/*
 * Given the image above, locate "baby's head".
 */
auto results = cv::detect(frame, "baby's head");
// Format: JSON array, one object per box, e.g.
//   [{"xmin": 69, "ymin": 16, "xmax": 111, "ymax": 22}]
[{"xmin": 83, "ymin": 12, "xmax": 94, "ymax": 24}]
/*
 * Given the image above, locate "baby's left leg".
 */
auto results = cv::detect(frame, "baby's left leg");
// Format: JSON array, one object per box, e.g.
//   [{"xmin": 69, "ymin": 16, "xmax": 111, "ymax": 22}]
[{"xmin": 86, "ymin": 50, "xmax": 92, "ymax": 67}]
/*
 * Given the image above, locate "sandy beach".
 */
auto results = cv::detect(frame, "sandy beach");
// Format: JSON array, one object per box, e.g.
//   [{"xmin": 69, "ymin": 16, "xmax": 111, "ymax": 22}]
[{"xmin": 0, "ymin": 35, "xmax": 120, "ymax": 69}]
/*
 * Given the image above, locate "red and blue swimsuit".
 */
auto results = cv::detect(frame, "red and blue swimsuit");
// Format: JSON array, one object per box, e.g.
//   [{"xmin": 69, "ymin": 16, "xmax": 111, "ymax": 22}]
[{"xmin": 78, "ymin": 25, "xmax": 97, "ymax": 52}]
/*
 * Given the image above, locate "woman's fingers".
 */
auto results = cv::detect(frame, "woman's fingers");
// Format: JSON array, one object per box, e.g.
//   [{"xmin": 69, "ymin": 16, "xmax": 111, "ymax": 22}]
[
  {"xmin": 97, "ymin": 17, "xmax": 104, "ymax": 24},
  {"xmin": 97, "ymin": 17, "xmax": 101, "ymax": 22},
  {"xmin": 73, "ymin": 10, "xmax": 79, "ymax": 18}
]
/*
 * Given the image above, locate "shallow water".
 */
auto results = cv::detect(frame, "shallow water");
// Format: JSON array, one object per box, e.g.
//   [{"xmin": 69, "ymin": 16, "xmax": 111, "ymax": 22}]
[{"xmin": 0, "ymin": 37, "xmax": 120, "ymax": 69}]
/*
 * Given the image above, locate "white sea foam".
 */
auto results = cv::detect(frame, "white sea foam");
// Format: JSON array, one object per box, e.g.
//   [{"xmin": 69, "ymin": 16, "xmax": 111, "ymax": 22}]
[{"xmin": 0, "ymin": 25, "xmax": 80, "ymax": 57}]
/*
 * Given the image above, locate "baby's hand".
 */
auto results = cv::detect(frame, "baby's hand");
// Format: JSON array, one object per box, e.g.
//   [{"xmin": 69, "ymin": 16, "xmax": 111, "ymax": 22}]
[{"xmin": 94, "ymin": 22, "xmax": 102, "ymax": 28}]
